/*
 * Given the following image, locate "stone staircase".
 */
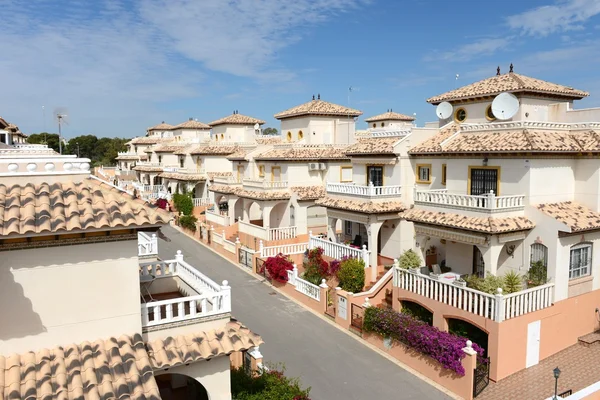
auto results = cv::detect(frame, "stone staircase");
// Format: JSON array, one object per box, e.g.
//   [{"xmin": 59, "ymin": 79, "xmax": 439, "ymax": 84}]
[{"xmin": 376, "ymin": 289, "xmax": 393, "ymax": 309}]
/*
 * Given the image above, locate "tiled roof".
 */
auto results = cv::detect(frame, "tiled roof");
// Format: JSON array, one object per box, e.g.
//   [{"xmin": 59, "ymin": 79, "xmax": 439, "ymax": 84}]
[
  {"xmin": 291, "ymin": 186, "xmax": 326, "ymax": 200},
  {"xmin": 159, "ymin": 172, "xmax": 206, "ymax": 181},
  {"xmin": 0, "ymin": 178, "xmax": 170, "ymax": 237},
  {"xmin": 115, "ymin": 154, "xmax": 141, "ymax": 160},
  {"xmin": 227, "ymin": 148, "xmax": 251, "ymax": 160},
  {"xmin": 402, "ymin": 208, "xmax": 534, "ymax": 233},
  {"xmin": 208, "ymin": 113, "xmax": 265, "ymax": 126},
  {"xmin": 410, "ymin": 125, "xmax": 600, "ymax": 154},
  {"xmin": 536, "ymin": 201, "xmax": 600, "ymax": 232},
  {"xmin": 147, "ymin": 122, "xmax": 174, "ymax": 131},
  {"xmin": 146, "ymin": 320, "xmax": 263, "ymax": 369},
  {"xmin": 174, "ymin": 119, "xmax": 210, "ymax": 129},
  {"xmin": 365, "ymin": 111, "xmax": 415, "ymax": 122},
  {"xmin": 190, "ymin": 145, "xmax": 238, "ymax": 155},
  {"xmin": 427, "ymin": 72, "xmax": 589, "ymax": 104},
  {"xmin": 0, "ymin": 333, "xmax": 160, "ymax": 400},
  {"xmin": 128, "ymin": 137, "xmax": 161, "ymax": 145},
  {"xmin": 133, "ymin": 165, "xmax": 163, "ymax": 172},
  {"xmin": 316, "ymin": 196, "xmax": 406, "ymax": 214},
  {"xmin": 153, "ymin": 145, "xmax": 187, "ymax": 153},
  {"xmin": 345, "ymin": 137, "xmax": 400, "ymax": 156},
  {"xmin": 235, "ymin": 189, "xmax": 291, "ymax": 200},
  {"xmin": 207, "ymin": 171, "xmax": 233, "ymax": 181},
  {"xmin": 208, "ymin": 184, "xmax": 238, "ymax": 194},
  {"xmin": 256, "ymin": 136, "xmax": 282, "ymax": 145},
  {"xmin": 274, "ymin": 99, "xmax": 362, "ymax": 119},
  {"xmin": 254, "ymin": 145, "xmax": 349, "ymax": 161}
]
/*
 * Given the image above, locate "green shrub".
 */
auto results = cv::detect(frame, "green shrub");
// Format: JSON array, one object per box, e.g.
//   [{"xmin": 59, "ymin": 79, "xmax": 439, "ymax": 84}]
[
  {"xmin": 231, "ymin": 365, "xmax": 311, "ymax": 400},
  {"xmin": 398, "ymin": 249, "xmax": 422, "ymax": 269},
  {"xmin": 465, "ymin": 271, "xmax": 523, "ymax": 294},
  {"xmin": 337, "ymin": 258, "xmax": 365, "ymax": 293},
  {"xmin": 525, "ymin": 260, "xmax": 548, "ymax": 287},
  {"xmin": 173, "ymin": 193, "xmax": 194, "ymax": 216},
  {"xmin": 302, "ymin": 247, "xmax": 330, "ymax": 285},
  {"xmin": 502, "ymin": 271, "xmax": 522, "ymax": 294},
  {"xmin": 178, "ymin": 215, "xmax": 197, "ymax": 231}
]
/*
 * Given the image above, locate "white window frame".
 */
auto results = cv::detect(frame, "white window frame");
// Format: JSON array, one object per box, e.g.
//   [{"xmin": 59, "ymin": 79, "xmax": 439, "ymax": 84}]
[
  {"xmin": 569, "ymin": 243, "xmax": 592, "ymax": 280},
  {"xmin": 418, "ymin": 166, "xmax": 430, "ymax": 182}
]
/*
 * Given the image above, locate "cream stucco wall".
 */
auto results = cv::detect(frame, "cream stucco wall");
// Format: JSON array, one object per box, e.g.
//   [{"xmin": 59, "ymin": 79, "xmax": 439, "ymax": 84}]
[
  {"xmin": 280, "ymin": 115, "xmax": 356, "ymax": 145},
  {"xmin": 0, "ymin": 240, "xmax": 141, "ymax": 355},
  {"xmin": 154, "ymin": 356, "xmax": 232, "ymax": 400}
]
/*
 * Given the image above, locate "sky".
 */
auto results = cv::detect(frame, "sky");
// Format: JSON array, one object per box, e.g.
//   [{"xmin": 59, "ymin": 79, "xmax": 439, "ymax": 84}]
[{"xmin": 2, "ymin": 0, "xmax": 600, "ymax": 139}]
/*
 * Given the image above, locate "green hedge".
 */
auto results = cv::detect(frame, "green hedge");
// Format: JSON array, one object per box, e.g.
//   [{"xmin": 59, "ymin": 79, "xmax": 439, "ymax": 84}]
[
  {"xmin": 172, "ymin": 193, "xmax": 193, "ymax": 216},
  {"xmin": 179, "ymin": 215, "xmax": 197, "ymax": 232},
  {"xmin": 231, "ymin": 366, "xmax": 311, "ymax": 400},
  {"xmin": 337, "ymin": 257, "xmax": 365, "ymax": 293}
]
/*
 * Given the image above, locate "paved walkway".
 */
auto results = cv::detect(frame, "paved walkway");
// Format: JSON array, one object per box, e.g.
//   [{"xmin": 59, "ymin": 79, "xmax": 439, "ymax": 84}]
[{"xmin": 158, "ymin": 226, "xmax": 452, "ymax": 400}]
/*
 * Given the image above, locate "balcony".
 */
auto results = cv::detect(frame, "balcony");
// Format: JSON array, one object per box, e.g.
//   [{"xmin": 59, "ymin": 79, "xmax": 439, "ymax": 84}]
[
  {"xmin": 163, "ymin": 166, "xmax": 206, "ymax": 175},
  {"xmin": 238, "ymin": 219, "xmax": 297, "ymax": 241},
  {"xmin": 414, "ymin": 189, "xmax": 525, "ymax": 214},
  {"xmin": 326, "ymin": 182, "xmax": 401, "ymax": 199},
  {"xmin": 242, "ymin": 178, "xmax": 288, "ymax": 191},
  {"xmin": 139, "ymin": 251, "xmax": 231, "ymax": 329},
  {"xmin": 136, "ymin": 161, "xmax": 161, "ymax": 167},
  {"xmin": 213, "ymin": 176, "xmax": 242, "ymax": 185},
  {"xmin": 393, "ymin": 267, "xmax": 554, "ymax": 323}
]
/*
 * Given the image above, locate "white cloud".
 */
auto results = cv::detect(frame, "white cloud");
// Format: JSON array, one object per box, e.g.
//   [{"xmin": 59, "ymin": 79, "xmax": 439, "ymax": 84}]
[
  {"xmin": 0, "ymin": 0, "xmax": 368, "ymax": 136},
  {"xmin": 424, "ymin": 37, "xmax": 511, "ymax": 63},
  {"xmin": 507, "ymin": 0, "xmax": 600, "ymax": 36}
]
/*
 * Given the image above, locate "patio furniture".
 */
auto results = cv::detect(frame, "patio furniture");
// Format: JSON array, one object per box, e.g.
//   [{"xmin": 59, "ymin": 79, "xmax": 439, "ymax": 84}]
[
  {"xmin": 439, "ymin": 272, "xmax": 462, "ymax": 284},
  {"xmin": 432, "ymin": 264, "xmax": 442, "ymax": 275}
]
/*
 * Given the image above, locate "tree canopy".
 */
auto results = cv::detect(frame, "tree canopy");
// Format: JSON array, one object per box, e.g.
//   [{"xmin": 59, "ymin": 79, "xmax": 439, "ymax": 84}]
[
  {"xmin": 262, "ymin": 127, "xmax": 278, "ymax": 135},
  {"xmin": 27, "ymin": 132, "xmax": 128, "ymax": 166}
]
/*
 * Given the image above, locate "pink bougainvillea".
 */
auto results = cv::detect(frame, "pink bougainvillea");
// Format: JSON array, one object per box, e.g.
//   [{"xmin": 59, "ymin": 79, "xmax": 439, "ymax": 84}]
[{"xmin": 262, "ymin": 253, "xmax": 294, "ymax": 283}]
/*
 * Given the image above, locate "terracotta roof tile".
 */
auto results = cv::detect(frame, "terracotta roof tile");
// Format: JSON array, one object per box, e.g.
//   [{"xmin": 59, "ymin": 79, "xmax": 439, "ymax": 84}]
[
  {"xmin": 345, "ymin": 137, "xmax": 400, "ymax": 156},
  {"xmin": 254, "ymin": 145, "xmax": 349, "ymax": 161},
  {"xmin": 133, "ymin": 165, "xmax": 164, "ymax": 172},
  {"xmin": 115, "ymin": 154, "xmax": 142, "ymax": 160},
  {"xmin": 427, "ymin": 72, "xmax": 589, "ymax": 104},
  {"xmin": 174, "ymin": 119, "xmax": 211, "ymax": 129},
  {"xmin": 0, "ymin": 178, "xmax": 170, "ymax": 237},
  {"xmin": 147, "ymin": 321, "xmax": 263, "ymax": 369},
  {"xmin": 207, "ymin": 171, "xmax": 233, "ymax": 180},
  {"xmin": 190, "ymin": 145, "xmax": 238, "ymax": 155},
  {"xmin": 410, "ymin": 125, "xmax": 600, "ymax": 154},
  {"xmin": 234, "ymin": 188, "xmax": 291, "ymax": 200},
  {"xmin": 0, "ymin": 333, "xmax": 160, "ymax": 400},
  {"xmin": 227, "ymin": 147, "xmax": 252, "ymax": 160},
  {"xmin": 255, "ymin": 136, "xmax": 282, "ymax": 145},
  {"xmin": 365, "ymin": 111, "xmax": 415, "ymax": 122},
  {"xmin": 153, "ymin": 144, "xmax": 187, "ymax": 153},
  {"xmin": 536, "ymin": 201, "xmax": 600, "ymax": 232},
  {"xmin": 316, "ymin": 196, "xmax": 406, "ymax": 214},
  {"xmin": 291, "ymin": 186, "xmax": 326, "ymax": 200},
  {"xmin": 128, "ymin": 137, "xmax": 162, "ymax": 145},
  {"xmin": 402, "ymin": 208, "xmax": 534, "ymax": 233},
  {"xmin": 274, "ymin": 99, "xmax": 362, "ymax": 119},
  {"xmin": 159, "ymin": 172, "xmax": 206, "ymax": 181},
  {"xmin": 208, "ymin": 184, "xmax": 238, "ymax": 194},
  {"xmin": 148, "ymin": 122, "xmax": 174, "ymax": 131},
  {"xmin": 209, "ymin": 113, "xmax": 265, "ymax": 126}
]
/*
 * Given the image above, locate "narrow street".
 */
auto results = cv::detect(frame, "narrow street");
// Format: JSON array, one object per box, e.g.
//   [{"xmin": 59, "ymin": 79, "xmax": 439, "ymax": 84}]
[{"xmin": 158, "ymin": 226, "xmax": 452, "ymax": 400}]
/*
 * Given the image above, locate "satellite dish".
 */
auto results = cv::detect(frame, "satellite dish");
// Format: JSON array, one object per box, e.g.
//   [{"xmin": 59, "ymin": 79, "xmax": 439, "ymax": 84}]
[
  {"xmin": 436, "ymin": 102, "xmax": 453, "ymax": 119},
  {"xmin": 491, "ymin": 93, "xmax": 519, "ymax": 120}
]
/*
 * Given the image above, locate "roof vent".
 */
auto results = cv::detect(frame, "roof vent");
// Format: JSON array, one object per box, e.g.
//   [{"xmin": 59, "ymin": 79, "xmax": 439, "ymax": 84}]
[
  {"xmin": 189, "ymin": 117, "xmax": 193, "ymax": 121},
  {"xmin": 317, "ymin": 94, "xmax": 320, "ymax": 100},
  {"xmin": 496, "ymin": 66, "xmax": 500, "ymax": 76},
  {"xmin": 509, "ymin": 63, "xmax": 514, "ymax": 73}
]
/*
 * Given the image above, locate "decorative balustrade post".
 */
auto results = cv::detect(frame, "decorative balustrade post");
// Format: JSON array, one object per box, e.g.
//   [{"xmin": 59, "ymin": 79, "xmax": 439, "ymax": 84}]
[
  {"xmin": 292, "ymin": 264, "xmax": 298, "ymax": 286},
  {"xmin": 151, "ymin": 234, "xmax": 158, "ymax": 255},
  {"xmin": 221, "ymin": 280, "xmax": 232, "ymax": 312},
  {"xmin": 319, "ymin": 279, "xmax": 328, "ymax": 312},
  {"xmin": 259, "ymin": 240, "xmax": 264, "ymax": 257},
  {"xmin": 175, "ymin": 250, "xmax": 183, "ymax": 263},
  {"xmin": 487, "ymin": 190, "xmax": 496, "ymax": 209},
  {"xmin": 363, "ymin": 297, "xmax": 371, "ymax": 308},
  {"xmin": 368, "ymin": 181, "xmax": 374, "ymax": 197},
  {"xmin": 361, "ymin": 245, "xmax": 369, "ymax": 268},
  {"xmin": 495, "ymin": 287, "xmax": 505, "ymax": 322}
]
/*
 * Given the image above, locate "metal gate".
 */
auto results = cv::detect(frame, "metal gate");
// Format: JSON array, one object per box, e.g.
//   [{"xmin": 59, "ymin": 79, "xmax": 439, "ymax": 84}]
[
  {"xmin": 239, "ymin": 247, "xmax": 253, "ymax": 269},
  {"xmin": 350, "ymin": 303, "xmax": 364, "ymax": 332},
  {"xmin": 473, "ymin": 362, "xmax": 490, "ymax": 398}
]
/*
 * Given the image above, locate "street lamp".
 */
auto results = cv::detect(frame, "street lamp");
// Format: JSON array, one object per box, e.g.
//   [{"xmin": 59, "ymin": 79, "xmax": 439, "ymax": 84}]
[{"xmin": 553, "ymin": 367, "xmax": 561, "ymax": 399}]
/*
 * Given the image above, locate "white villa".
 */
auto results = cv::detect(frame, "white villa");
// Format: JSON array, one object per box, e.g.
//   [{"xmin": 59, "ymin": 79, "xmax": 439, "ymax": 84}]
[{"xmin": 0, "ymin": 124, "xmax": 264, "ymax": 400}]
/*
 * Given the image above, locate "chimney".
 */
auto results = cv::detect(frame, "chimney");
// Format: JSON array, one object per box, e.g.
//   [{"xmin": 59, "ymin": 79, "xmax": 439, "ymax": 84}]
[
  {"xmin": 317, "ymin": 94, "xmax": 320, "ymax": 100},
  {"xmin": 496, "ymin": 66, "xmax": 500, "ymax": 76}
]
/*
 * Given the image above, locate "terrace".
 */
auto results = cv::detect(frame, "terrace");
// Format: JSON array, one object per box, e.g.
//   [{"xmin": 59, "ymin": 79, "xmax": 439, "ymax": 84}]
[
  {"xmin": 242, "ymin": 178, "xmax": 288, "ymax": 191},
  {"xmin": 326, "ymin": 182, "xmax": 401, "ymax": 199},
  {"xmin": 414, "ymin": 188, "xmax": 525, "ymax": 215}
]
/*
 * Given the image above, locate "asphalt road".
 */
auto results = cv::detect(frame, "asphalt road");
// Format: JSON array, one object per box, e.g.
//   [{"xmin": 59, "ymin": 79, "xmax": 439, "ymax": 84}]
[{"xmin": 158, "ymin": 225, "xmax": 452, "ymax": 400}]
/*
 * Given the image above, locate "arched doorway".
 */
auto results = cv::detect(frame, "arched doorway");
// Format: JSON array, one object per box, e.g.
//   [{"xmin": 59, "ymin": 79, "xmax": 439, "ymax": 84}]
[
  {"xmin": 269, "ymin": 201, "xmax": 288, "ymax": 229},
  {"xmin": 447, "ymin": 318, "xmax": 488, "ymax": 356},
  {"xmin": 246, "ymin": 201, "xmax": 263, "ymax": 226},
  {"xmin": 155, "ymin": 373, "xmax": 209, "ymax": 400},
  {"xmin": 215, "ymin": 195, "xmax": 228, "ymax": 215}
]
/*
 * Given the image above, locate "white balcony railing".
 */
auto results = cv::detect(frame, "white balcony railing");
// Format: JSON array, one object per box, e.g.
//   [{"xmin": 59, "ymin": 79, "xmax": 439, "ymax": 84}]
[
  {"xmin": 326, "ymin": 182, "xmax": 401, "ymax": 198},
  {"xmin": 243, "ymin": 178, "xmax": 288, "ymax": 190},
  {"xmin": 163, "ymin": 166, "xmax": 206, "ymax": 174},
  {"xmin": 136, "ymin": 161, "xmax": 161, "ymax": 167},
  {"xmin": 138, "ymin": 232, "xmax": 158, "ymax": 257},
  {"xmin": 393, "ymin": 267, "xmax": 555, "ymax": 322},
  {"xmin": 295, "ymin": 276, "xmax": 321, "ymax": 301},
  {"xmin": 414, "ymin": 189, "xmax": 525, "ymax": 212},
  {"xmin": 268, "ymin": 226, "xmax": 297, "ymax": 241},
  {"xmin": 309, "ymin": 232, "xmax": 370, "ymax": 267},
  {"xmin": 193, "ymin": 198, "xmax": 211, "ymax": 207},
  {"xmin": 213, "ymin": 176, "xmax": 242, "ymax": 185},
  {"xmin": 206, "ymin": 210, "xmax": 230, "ymax": 227},
  {"xmin": 260, "ymin": 242, "xmax": 309, "ymax": 258}
]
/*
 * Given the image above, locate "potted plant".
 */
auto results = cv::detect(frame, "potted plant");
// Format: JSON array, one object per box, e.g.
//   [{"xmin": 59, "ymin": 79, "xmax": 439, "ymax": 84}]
[
  {"xmin": 399, "ymin": 249, "xmax": 422, "ymax": 274},
  {"xmin": 452, "ymin": 277, "xmax": 467, "ymax": 287}
]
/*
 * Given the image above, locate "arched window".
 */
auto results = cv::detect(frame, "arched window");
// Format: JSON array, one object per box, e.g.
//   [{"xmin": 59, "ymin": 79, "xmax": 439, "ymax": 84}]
[
  {"xmin": 287, "ymin": 131, "xmax": 292, "ymax": 142},
  {"xmin": 220, "ymin": 133, "xmax": 224, "ymax": 140},
  {"xmin": 298, "ymin": 130, "xmax": 303, "ymax": 140},
  {"xmin": 381, "ymin": 122, "xmax": 384, "ymax": 127},
  {"xmin": 569, "ymin": 243, "xmax": 592, "ymax": 279},
  {"xmin": 372, "ymin": 123, "xmax": 376, "ymax": 128},
  {"xmin": 530, "ymin": 243, "xmax": 548, "ymax": 267}
]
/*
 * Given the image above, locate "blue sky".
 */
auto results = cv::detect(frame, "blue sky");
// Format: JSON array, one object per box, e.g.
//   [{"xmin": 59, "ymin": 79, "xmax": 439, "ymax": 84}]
[{"xmin": 1, "ymin": 0, "xmax": 600, "ymax": 138}]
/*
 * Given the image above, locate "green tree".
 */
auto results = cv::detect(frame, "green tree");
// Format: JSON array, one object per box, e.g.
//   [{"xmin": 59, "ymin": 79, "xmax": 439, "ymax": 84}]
[
  {"xmin": 27, "ymin": 133, "xmax": 60, "ymax": 153},
  {"xmin": 262, "ymin": 127, "xmax": 278, "ymax": 135}
]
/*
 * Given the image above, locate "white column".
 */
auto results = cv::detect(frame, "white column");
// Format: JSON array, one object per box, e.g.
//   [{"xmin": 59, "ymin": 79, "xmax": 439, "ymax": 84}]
[
  {"xmin": 478, "ymin": 239, "xmax": 503, "ymax": 276},
  {"xmin": 367, "ymin": 221, "xmax": 383, "ymax": 270},
  {"xmin": 294, "ymin": 204, "xmax": 308, "ymax": 235},
  {"xmin": 228, "ymin": 198, "xmax": 237, "ymax": 225},
  {"xmin": 262, "ymin": 204, "xmax": 273, "ymax": 230},
  {"xmin": 327, "ymin": 217, "xmax": 338, "ymax": 243}
]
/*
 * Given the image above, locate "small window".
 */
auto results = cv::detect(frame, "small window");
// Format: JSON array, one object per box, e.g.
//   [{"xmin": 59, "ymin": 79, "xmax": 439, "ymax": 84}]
[
  {"xmin": 569, "ymin": 243, "xmax": 592, "ymax": 279},
  {"xmin": 345, "ymin": 220, "xmax": 352, "ymax": 236},
  {"xmin": 340, "ymin": 166, "xmax": 353, "ymax": 182},
  {"xmin": 381, "ymin": 122, "xmax": 384, "ymax": 127},
  {"xmin": 220, "ymin": 134, "xmax": 224, "ymax": 140},
  {"xmin": 372, "ymin": 123, "xmax": 376, "ymax": 128},
  {"xmin": 485, "ymin": 105, "xmax": 496, "ymax": 121},
  {"xmin": 298, "ymin": 130, "xmax": 303, "ymax": 140},
  {"xmin": 271, "ymin": 166, "xmax": 281, "ymax": 182},
  {"xmin": 196, "ymin": 157, "xmax": 202, "ymax": 168},
  {"xmin": 416, "ymin": 164, "xmax": 431, "ymax": 183},
  {"xmin": 366, "ymin": 165, "xmax": 383, "ymax": 186},
  {"xmin": 179, "ymin": 157, "xmax": 184, "ymax": 168},
  {"xmin": 441, "ymin": 164, "xmax": 447, "ymax": 185},
  {"xmin": 237, "ymin": 165, "xmax": 244, "ymax": 181},
  {"xmin": 287, "ymin": 131, "xmax": 292, "ymax": 142},
  {"xmin": 158, "ymin": 155, "xmax": 162, "ymax": 164},
  {"xmin": 134, "ymin": 145, "xmax": 137, "ymax": 152},
  {"xmin": 454, "ymin": 108, "xmax": 467, "ymax": 123},
  {"xmin": 258, "ymin": 165, "xmax": 265, "ymax": 178}
]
